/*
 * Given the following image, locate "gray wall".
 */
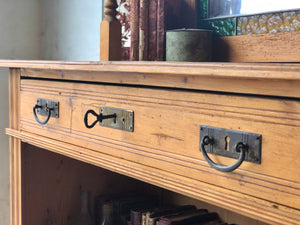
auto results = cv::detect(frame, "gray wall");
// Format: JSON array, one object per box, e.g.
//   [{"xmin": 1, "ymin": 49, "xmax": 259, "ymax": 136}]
[
  {"xmin": 0, "ymin": 1, "xmax": 42, "ymax": 225},
  {"xmin": 41, "ymin": 0, "xmax": 102, "ymax": 61},
  {"xmin": 0, "ymin": 1, "xmax": 102, "ymax": 224}
]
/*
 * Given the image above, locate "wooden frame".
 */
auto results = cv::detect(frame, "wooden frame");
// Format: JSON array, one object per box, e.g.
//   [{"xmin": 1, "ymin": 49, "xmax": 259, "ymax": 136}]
[
  {"xmin": 4, "ymin": 60, "xmax": 300, "ymax": 225},
  {"xmin": 9, "ymin": 69, "xmax": 21, "ymax": 225}
]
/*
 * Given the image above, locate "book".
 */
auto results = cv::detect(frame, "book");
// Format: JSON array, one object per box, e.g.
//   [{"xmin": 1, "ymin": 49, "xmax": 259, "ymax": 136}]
[
  {"xmin": 148, "ymin": 205, "xmax": 197, "ymax": 225},
  {"xmin": 147, "ymin": 0, "xmax": 158, "ymax": 61},
  {"xmin": 156, "ymin": 0, "xmax": 165, "ymax": 60},
  {"xmin": 95, "ymin": 193, "xmax": 157, "ymax": 225},
  {"xmin": 130, "ymin": 202, "xmax": 158, "ymax": 225},
  {"xmin": 139, "ymin": 0, "xmax": 149, "ymax": 60},
  {"xmin": 189, "ymin": 220, "xmax": 225, "ymax": 225},
  {"xmin": 157, "ymin": 209, "xmax": 211, "ymax": 225},
  {"xmin": 131, "ymin": 208, "xmax": 148, "ymax": 225},
  {"xmin": 130, "ymin": 0, "xmax": 140, "ymax": 60}
]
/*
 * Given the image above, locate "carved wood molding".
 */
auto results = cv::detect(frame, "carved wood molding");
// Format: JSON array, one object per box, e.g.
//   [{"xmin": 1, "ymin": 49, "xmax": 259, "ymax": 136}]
[
  {"xmin": 103, "ymin": 0, "xmax": 118, "ymax": 19},
  {"xmin": 100, "ymin": 0, "xmax": 121, "ymax": 61}
]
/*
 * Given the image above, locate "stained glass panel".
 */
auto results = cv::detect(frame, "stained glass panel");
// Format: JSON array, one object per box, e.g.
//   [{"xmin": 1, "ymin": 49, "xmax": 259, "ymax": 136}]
[{"xmin": 237, "ymin": 10, "xmax": 300, "ymax": 35}]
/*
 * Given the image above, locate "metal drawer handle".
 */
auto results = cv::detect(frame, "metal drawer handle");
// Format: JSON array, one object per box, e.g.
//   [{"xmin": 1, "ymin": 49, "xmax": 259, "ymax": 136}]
[
  {"xmin": 33, "ymin": 104, "xmax": 53, "ymax": 125},
  {"xmin": 201, "ymin": 136, "xmax": 248, "ymax": 172},
  {"xmin": 84, "ymin": 109, "xmax": 117, "ymax": 129}
]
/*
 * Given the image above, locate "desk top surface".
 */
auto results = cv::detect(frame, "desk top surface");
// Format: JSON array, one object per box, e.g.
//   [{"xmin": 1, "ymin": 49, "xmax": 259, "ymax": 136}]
[{"xmin": 1, "ymin": 60, "xmax": 300, "ymax": 98}]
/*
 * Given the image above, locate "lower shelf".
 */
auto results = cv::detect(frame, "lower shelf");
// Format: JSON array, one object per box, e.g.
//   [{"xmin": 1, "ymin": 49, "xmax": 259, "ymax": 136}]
[{"xmin": 21, "ymin": 142, "xmax": 268, "ymax": 225}]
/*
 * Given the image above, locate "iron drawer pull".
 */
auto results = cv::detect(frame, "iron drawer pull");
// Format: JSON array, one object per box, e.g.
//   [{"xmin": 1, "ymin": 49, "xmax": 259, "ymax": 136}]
[
  {"xmin": 84, "ymin": 109, "xmax": 117, "ymax": 129},
  {"xmin": 33, "ymin": 104, "xmax": 53, "ymax": 125},
  {"xmin": 201, "ymin": 136, "xmax": 247, "ymax": 172}
]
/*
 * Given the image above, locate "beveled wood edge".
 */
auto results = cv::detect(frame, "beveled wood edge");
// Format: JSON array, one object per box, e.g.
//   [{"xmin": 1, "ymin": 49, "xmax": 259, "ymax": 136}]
[
  {"xmin": 6, "ymin": 128, "xmax": 300, "ymax": 225},
  {"xmin": 0, "ymin": 60, "xmax": 300, "ymax": 80},
  {"xmin": 20, "ymin": 68, "xmax": 300, "ymax": 99}
]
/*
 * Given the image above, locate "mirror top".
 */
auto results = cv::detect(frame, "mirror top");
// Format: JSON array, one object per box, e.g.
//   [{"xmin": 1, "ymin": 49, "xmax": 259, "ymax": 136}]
[{"xmin": 208, "ymin": 0, "xmax": 300, "ymax": 18}]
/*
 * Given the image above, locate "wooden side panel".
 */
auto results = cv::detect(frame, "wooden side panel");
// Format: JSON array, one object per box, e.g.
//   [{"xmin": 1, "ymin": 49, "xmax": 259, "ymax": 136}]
[
  {"xmin": 214, "ymin": 32, "xmax": 300, "ymax": 62},
  {"xmin": 9, "ymin": 69, "xmax": 21, "ymax": 130},
  {"xmin": 9, "ymin": 69, "xmax": 22, "ymax": 225},
  {"xmin": 21, "ymin": 143, "xmax": 148, "ymax": 225}
]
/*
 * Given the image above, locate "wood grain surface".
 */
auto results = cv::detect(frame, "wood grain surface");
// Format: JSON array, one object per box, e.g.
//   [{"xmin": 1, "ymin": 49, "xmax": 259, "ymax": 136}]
[
  {"xmin": 6, "ymin": 63, "xmax": 300, "ymax": 225},
  {"xmin": 100, "ymin": 0, "xmax": 121, "ymax": 61},
  {"xmin": 13, "ymin": 64, "xmax": 300, "ymax": 99},
  {"xmin": 21, "ymin": 143, "xmax": 148, "ymax": 225},
  {"xmin": 15, "ymin": 78, "xmax": 300, "ymax": 224},
  {"xmin": 9, "ymin": 69, "xmax": 22, "ymax": 225},
  {"xmin": 214, "ymin": 32, "xmax": 300, "ymax": 62}
]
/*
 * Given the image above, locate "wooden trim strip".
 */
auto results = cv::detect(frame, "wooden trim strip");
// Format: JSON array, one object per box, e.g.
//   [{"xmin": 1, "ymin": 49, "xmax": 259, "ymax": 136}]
[
  {"xmin": 20, "ymin": 68, "xmax": 300, "ymax": 99},
  {"xmin": 0, "ymin": 60, "xmax": 299, "ymax": 79}
]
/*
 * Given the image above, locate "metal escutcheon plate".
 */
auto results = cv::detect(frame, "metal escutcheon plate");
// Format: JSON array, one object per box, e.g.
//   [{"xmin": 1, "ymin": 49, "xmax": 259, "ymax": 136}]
[
  {"xmin": 100, "ymin": 106, "xmax": 134, "ymax": 132},
  {"xmin": 36, "ymin": 98, "xmax": 59, "ymax": 118},
  {"xmin": 200, "ymin": 125, "xmax": 262, "ymax": 164}
]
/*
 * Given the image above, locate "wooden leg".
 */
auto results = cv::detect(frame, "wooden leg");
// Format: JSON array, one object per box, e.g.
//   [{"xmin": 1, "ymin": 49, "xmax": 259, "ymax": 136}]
[
  {"xmin": 10, "ymin": 137, "xmax": 22, "ymax": 225},
  {"xmin": 9, "ymin": 68, "xmax": 22, "ymax": 225}
]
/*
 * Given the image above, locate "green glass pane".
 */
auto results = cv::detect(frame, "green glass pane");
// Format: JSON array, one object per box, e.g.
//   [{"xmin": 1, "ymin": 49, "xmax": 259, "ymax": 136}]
[
  {"xmin": 198, "ymin": 0, "xmax": 208, "ymax": 19},
  {"xmin": 200, "ymin": 17, "xmax": 236, "ymax": 36}
]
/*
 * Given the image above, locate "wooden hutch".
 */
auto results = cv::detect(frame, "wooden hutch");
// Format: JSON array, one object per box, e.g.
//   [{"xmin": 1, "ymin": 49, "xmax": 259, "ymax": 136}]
[{"xmin": 2, "ymin": 0, "xmax": 300, "ymax": 225}]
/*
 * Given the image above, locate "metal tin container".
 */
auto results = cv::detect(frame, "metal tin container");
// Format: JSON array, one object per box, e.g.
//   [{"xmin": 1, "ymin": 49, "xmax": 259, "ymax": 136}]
[{"xmin": 166, "ymin": 29, "xmax": 212, "ymax": 62}]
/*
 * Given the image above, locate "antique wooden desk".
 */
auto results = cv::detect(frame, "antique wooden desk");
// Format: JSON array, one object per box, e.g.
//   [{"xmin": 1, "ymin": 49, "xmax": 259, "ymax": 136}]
[{"xmin": 1, "ymin": 60, "xmax": 299, "ymax": 225}]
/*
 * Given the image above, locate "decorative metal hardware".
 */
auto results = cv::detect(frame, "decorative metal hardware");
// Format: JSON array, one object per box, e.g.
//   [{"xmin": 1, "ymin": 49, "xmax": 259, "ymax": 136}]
[
  {"xmin": 199, "ymin": 125, "xmax": 261, "ymax": 172},
  {"xmin": 84, "ymin": 106, "xmax": 134, "ymax": 132},
  {"xmin": 33, "ymin": 98, "xmax": 59, "ymax": 125}
]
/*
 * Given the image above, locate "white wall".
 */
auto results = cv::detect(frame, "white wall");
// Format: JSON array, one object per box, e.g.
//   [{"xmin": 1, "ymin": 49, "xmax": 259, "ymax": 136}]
[
  {"xmin": 0, "ymin": 1, "xmax": 102, "ymax": 224},
  {"xmin": 0, "ymin": 1, "xmax": 42, "ymax": 225},
  {"xmin": 41, "ymin": 0, "xmax": 102, "ymax": 61}
]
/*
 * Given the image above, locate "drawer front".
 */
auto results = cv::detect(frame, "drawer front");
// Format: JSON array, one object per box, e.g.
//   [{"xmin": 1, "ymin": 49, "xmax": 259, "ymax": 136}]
[{"xmin": 20, "ymin": 79, "xmax": 300, "ymax": 210}]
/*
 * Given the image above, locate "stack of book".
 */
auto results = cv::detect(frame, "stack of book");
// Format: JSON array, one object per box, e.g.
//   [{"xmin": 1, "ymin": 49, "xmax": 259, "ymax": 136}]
[
  {"xmin": 94, "ymin": 192, "xmax": 158, "ymax": 225},
  {"xmin": 116, "ymin": 0, "xmax": 199, "ymax": 61},
  {"xmin": 129, "ymin": 205, "xmax": 232, "ymax": 225},
  {"xmin": 94, "ymin": 192, "xmax": 235, "ymax": 225}
]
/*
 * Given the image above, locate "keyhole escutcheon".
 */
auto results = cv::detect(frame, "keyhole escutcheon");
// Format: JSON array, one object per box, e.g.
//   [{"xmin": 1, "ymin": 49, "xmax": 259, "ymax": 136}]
[{"xmin": 225, "ymin": 136, "xmax": 230, "ymax": 151}]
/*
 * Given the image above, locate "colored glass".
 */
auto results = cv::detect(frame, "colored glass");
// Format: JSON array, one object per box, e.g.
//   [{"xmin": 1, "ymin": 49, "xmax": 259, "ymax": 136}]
[{"xmin": 237, "ymin": 10, "xmax": 300, "ymax": 35}]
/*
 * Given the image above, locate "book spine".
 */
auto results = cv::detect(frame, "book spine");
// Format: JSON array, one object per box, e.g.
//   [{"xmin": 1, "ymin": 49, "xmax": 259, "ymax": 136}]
[
  {"xmin": 147, "ymin": 0, "xmax": 157, "ymax": 61},
  {"xmin": 148, "ymin": 217, "xmax": 159, "ymax": 225},
  {"xmin": 156, "ymin": 0, "xmax": 165, "ymax": 61},
  {"xmin": 142, "ymin": 212, "xmax": 148, "ymax": 225},
  {"xmin": 131, "ymin": 210, "xmax": 143, "ymax": 225},
  {"xmin": 139, "ymin": 0, "xmax": 149, "ymax": 60},
  {"xmin": 130, "ymin": 0, "xmax": 140, "ymax": 60}
]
